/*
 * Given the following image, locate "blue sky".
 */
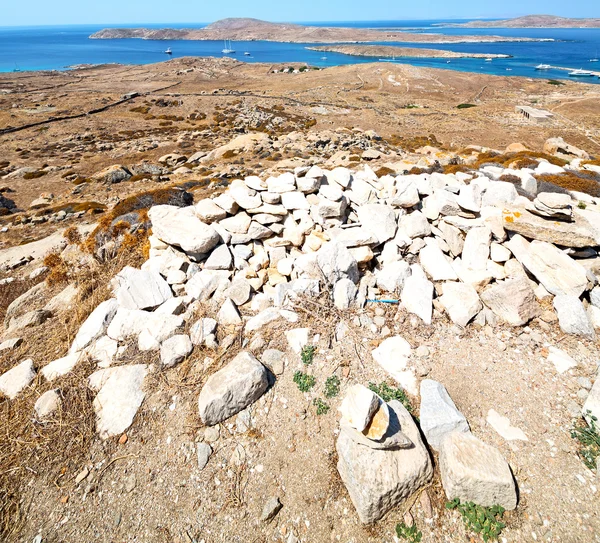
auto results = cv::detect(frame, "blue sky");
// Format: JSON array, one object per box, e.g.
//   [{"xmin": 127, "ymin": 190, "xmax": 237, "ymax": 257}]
[{"xmin": 2, "ymin": 0, "xmax": 599, "ymax": 26}]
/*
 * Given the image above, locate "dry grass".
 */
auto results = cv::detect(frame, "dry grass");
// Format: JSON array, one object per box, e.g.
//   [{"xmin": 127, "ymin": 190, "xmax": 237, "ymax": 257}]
[
  {"xmin": 470, "ymin": 150, "xmax": 568, "ymax": 170},
  {"xmin": 0, "ymin": 241, "xmax": 149, "ymax": 541},
  {"xmin": 535, "ymin": 172, "xmax": 600, "ymax": 197}
]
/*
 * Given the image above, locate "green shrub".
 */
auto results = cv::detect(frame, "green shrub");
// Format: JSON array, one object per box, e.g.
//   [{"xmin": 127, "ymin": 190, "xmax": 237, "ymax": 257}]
[
  {"xmin": 313, "ymin": 398, "xmax": 330, "ymax": 415},
  {"xmin": 445, "ymin": 499, "xmax": 506, "ymax": 541},
  {"xmin": 571, "ymin": 411, "xmax": 600, "ymax": 470},
  {"xmin": 368, "ymin": 382, "xmax": 413, "ymax": 413},
  {"xmin": 293, "ymin": 371, "xmax": 315, "ymax": 392},
  {"xmin": 324, "ymin": 376, "xmax": 340, "ymax": 398},
  {"xmin": 395, "ymin": 522, "xmax": 422, "ymax": 542},
  {"xmin": 301, "ymin": 345, "xmax": 317, "ymax": 365},
  {"xmin": 457, "ymin": 103, "xmax": 477, "ymax": 109}
]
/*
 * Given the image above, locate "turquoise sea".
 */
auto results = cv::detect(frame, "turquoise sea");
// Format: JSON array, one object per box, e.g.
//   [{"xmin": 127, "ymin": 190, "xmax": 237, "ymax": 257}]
[{"xmin": 0, "ymin": 20, "xmax": 599, "ymax": 83}]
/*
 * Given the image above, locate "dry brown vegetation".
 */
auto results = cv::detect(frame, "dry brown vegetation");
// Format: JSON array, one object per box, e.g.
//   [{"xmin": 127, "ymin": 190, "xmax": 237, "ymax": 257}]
[{"xmin": 535, "ymin": 172, "xmax": 600, "ymax": 197}]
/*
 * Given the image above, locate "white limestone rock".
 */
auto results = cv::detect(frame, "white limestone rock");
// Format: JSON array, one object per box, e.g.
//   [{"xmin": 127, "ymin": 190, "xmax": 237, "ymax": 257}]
[
  {"xmin": 336, "ymin": 400, "xmax": 433, "ymax": 524},
  {"xmin": 401, "ymin": 264, "xmax": 433, "ymax": 325},
  {"xmin": 35, "ymin": 389, "xmax": 61, "ymax": 419},
  {"xmin": 480, "ymin": 276, "xmax": 540, "ymax": 326},
  {"xmin": 372, "ymin": 336, "xmax": 416, "ymax": 395},
  {"xmin": 112, "ymin": 266, "xmax": 173, "ymax": 310},
  {"xmin": 334, "ymin": 278, "xmax": 357, "ymax": 310},
  {"xmin": 420, "ymin": 379, "xmax": 470, "ymax": 451},
  {"xmin": 41, "ymin": 352, "xmax": 82, "ymax": 381},
  {"xmin": 217, "ymin": 298, "xmax": 243, "ymax": 326},
  {"xmin": 148, "ymin": 205, "xmax": 220, "ymax": 254},
  {"xmin": 88, "ymin": 364, "xmax": 148, "ymax": 439},
  {"xmin": 339, "ymin": 385, "xmax": 381, "ymax": 433},
  {"xmin": 0, "ymin": 359, "xmax": 36, "ymax": 399},
  {"xmin": 160, "ymin": 334, "xmax": 193, "ymax": 367},
  {"xmin": 553, "ymin": 295, "xmax": 595, "ymax": 339},
  {"xmin": 70, "ymin": 299, "xmax": 118, "ymax": 353},
  {"xmin": 439, "ymin": 431, "xmax": 517, "ymax": 510},
  {"xmin": 197, "ymin": 352, "xmax": 269, "ymax": 426},
  {"xmin": 419, "ymin": 243, "xmax": 458, "ymax": 282},
  {"xmin": 439, "ymin": 282, "xmax": 482, "ymax": 327},
  {"xmin": 316, "ymin": 242, "xmax": 359, "ymax": 285},
  {"xmin": 357, "ymin": 204, "xmax": 397, "ymax": 244},
  {"xmin": 204, "ymin": 244, "xmax": 233, "ymax": 270},
  {"xmin": 376, "ymin": 260, "xmax": 411, "ymax": 294},
  {"xmin": 195, "ymin": 199, "xmax": 227, "ymax": 223}
]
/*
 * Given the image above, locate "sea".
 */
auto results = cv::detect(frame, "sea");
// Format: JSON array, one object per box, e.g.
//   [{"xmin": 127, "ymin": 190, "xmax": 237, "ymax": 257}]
[{"xmin": 0, "ymin": 20, "xmax": 599, "ymax": 84}]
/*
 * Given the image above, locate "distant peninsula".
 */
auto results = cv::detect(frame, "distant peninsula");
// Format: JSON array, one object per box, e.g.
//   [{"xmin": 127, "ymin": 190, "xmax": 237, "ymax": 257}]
[
  {"xmin": 307, "ymin": 45, "xmax": 512, "ymax": 60},
  {"xmin": 442, "ymin": 14, "xmax": 600, "ymax": 28},
  {"xmin": 89, "ymin": 17, "xmax": 541, "ymax": 44}
]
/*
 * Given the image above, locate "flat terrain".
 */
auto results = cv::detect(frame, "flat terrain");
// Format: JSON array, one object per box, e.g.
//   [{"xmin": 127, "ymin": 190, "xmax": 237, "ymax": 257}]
[
  {"xmin": 308, "ymin": 45, "xmax": 511, "ymax": 59},
  {"xmin": 447, "ymin": 14, "xmax": 600, "ymax": 28}
]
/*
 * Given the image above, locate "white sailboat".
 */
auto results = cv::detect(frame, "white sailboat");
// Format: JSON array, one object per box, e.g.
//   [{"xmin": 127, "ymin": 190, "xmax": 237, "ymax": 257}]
[
  {"xmin": 535, "ymin": 64, "xmax": 551, "ymax": 70},
  {"xmin": 222, "ymin": 40, "xmax": 236, "ymax": 54},
  {"xmin": 165, "ymin": 48, "xmax": 172, "ymax": 55}
]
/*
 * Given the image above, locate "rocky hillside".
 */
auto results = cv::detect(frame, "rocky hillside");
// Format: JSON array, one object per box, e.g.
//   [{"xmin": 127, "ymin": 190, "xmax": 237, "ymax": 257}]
[
  {"xmin": 1, "ymin": 131, "xmax": 600, "ymax": 541},
  {"xmin": 449, "ymin": 14, "xmax": 600, "ymax": 28}
]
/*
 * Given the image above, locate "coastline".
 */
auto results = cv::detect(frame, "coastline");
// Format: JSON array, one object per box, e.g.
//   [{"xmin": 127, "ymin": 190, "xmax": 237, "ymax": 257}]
[{"xmin": 307, "ymin": 45, "xmax": 512, "ymax": 59}]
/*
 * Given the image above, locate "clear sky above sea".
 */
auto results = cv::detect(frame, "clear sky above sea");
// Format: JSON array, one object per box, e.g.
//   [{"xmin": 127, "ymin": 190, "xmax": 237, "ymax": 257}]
[{"xmin": 1, "ymin": 0, "xmax": 599, "ymax": 26}]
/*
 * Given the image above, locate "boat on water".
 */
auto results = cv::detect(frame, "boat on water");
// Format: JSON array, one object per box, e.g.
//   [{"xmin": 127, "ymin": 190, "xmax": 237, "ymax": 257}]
[
  {"xmin": 568, "ymin": 69, "xmax": 595, "ymax": 77},
  {"xmin": 378, "ymin": 56, "xmax": 397, "ymax": 63},
  {"xmin": 535, "ymin": 64, "xmax": 552, "ymax": 70},
  {"xmin": 244, "ymin": 51, "xmax": 251, "ymax": 56},
  {"xmin": 164, "ymin": 48, "xmax": 172, "ymax": 55},
  {"xmin": 591, "ymin": 59, "xmax": 599, "ymax": 63},
  {"xmin": 321, "ymin": 56, "xmax": 327, "ymax": 60},
  {"xmin": 222, "ymin": 40, "xmax": 235, "ymax": 54},
  {"xmin": 485, "ymin": 58, "xmax": 493, "ymax": 62}
]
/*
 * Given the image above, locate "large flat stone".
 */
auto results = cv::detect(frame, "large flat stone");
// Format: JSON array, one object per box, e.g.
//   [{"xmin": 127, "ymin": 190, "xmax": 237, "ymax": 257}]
[
  {"xmin": 439, "ymin": 431, "xmax": 517, "ymax": 510},
  {"xmin": 112, "ymin": 266, "xmax": 173, "ymax": 310},
  {"xmin": 480, "ymin": 276, "xmax": 540, "ymax": 326},
  {"xmin": 506, "ymin": 234, "xmax": 588, "ymax": 297},
  {"xmin": 70, "ymin": 299, "xmax": 118, "ymax": 353},
  {"xmin": 0, "ymin": 359, "xmax": 36, "ymax": 399},
  {"xmin": 148, "ymin": 205, "xmax": 220, "ymax": 254}
]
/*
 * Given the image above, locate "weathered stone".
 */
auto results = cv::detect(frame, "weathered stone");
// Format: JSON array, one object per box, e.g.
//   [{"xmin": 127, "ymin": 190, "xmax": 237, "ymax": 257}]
[
  {"xmin": 503, "ymin": 209, "xmax": 597, "ymax": 248},
  {"xmin": 419, "ymin": 243, "xmax": 458, "ymax": 281},
  {"xmin": 85, "ymin": 335, "xmax": 119, "ymax": 368},
  {"xmin": 160, "ymin": 334, "xmax": 193, "ymax": 367},
  {"xmin": 70, "ymin": 299, "xmax": 119, "ymax": 354},
  {"xmin": 547, "ymin": 346, "xmax": 578, "ymax": 374},
  {"xmin": 553, "ymin": 295, "xmax": 595, "ymax": 339},
  {"xmin": 507, "ymin": 235, "xmax": 588, "ymax": 297},
  {"xmin": 107, "ymin": 308, "xmax": 184, "ymax": 348},
  {"xmin": 35, "ymin": 389, "xmax": 61, "ymax": 419},
  {"xmin": 372, "ymin": 336, "xmax": 416, "ymax": 395},
  {"xmin": 217, "ymin": 298, "xmax": 242, "ymax": 326},
  {"xmin": 334, "ymin": 278, "xmax": 357, "ymax": 310},
  {"xmin": 462, "ymin": 227, "xmax": 491, "ymax": 271},
  {"xmin": 336, "ymin": 400, "xmax": 433, "ymax": 524},
  {"xmin": 0, "ymin": 337, "xmax": 23, "ymax": 352},
  {"xmin": 261, "ymin": 497, "xmax": 283, "ymax": 523},
  {"xmin": 0, "ymin": 359, "xmax": 36, "ymax": 399},
  {"xmin": 486, "ymin": 409, "xmax": 528, "ymax": 441},
  {"xmin": 376, "ymin": 260, "xmax": 411, "ymax": 294},
  {"xmin": 400, "ymin": 211, "xmax": 431, "ymax": 239},
  {"xmin": 190, "ymin": 317, "xmax": 217, "ymax": 345},
  {"xmin": 401, "ymin": 264, "xmax": 433, "ymax": 325},
  {"xmin": 88, "ymin": 364, "xmax": 148, "ymax": 439},
  {"xmin": 261, "ymin": 349, "xmax": 286, "ymax": 375},
  {"xmin": 439, "ymin": 432, "xmax": 517, "ymax": 510},
  {"xmin": 195, "ymin": 199, "xmax": 227, "ymax": 223},
  {"xmin": 219, "ymin": 212, "xmax": 252, "ymax": 234},
  {"xmin": 480, "ymin": 276, "xmax": 540, "ymax": 326},
  {"xmin": 112, "ymin": 266, "xmax": 172, "ymax": 310},
  {"xmin": 197, "ymin": 352, "xmax": 269, "ymax": 426},
  {"xmin": 481, "ymin": 181, "xmax": 517, "ymax": 208},
  {"xmin": 420, "ymin": 380, "xmax": 470, "ymax": 451},
  {"xmin": 204, "ymin": 244, "xmax": 233, "ymax": 270},
  {"xmin": 340, "ymin": 384, "xmax": 381, "ymax": 433},
  {"xmin": 439, "ymin": 283, "xmax": 482, "ymax": 327},
  {"xmin": 228, "ymin": 179, "xmax": 262, "ymax": 209},
  {"xmin": 7, "ymin": 309, "xmax": 52, "ymax": 333},
  {"xmin": 316, "ymin": 242, "xmax": 359, "ymax": 285},
  {"xmin": 357, "ymin": 204, "xmax": 397, "ymax": 244},
  {"xmin": 196, "ymin": 442, "xmax": 212, "ymax": 470},
  {"xmin": 148, "ymin": 205, "xmax": 220, "ymax": 254}
]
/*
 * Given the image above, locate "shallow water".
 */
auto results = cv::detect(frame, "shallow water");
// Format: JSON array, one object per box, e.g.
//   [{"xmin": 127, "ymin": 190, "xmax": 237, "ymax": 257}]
[{"xmin": 0, "ymin": 22, "xmax": 599, "ymax": 84}]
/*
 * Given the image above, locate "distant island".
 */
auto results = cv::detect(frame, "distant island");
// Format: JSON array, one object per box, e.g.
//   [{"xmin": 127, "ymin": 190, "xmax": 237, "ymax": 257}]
[
  {"xmin": 442, "ymin": 14, "xmax": 600, "ymax": 28},
  {"xmin": 90, "ymin": 17, "xmax": 541, "ymax": 44},
  {"xmin": 307, "ymin": 45, "xmax": 512, "ymax": 59}
]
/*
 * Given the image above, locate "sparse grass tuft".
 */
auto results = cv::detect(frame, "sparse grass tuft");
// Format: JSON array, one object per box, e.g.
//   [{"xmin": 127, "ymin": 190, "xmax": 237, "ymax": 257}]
[
  {"xmin": 571, "ymin": 411, "xmax": 600, "ymax": 471},
  {"xmin": 43, "ymin": 252, "xmax": 69, "ymax": 286},
  {"xmin": 324, "ymin": 375, "xmax": 340, "ymax": 398},
  {"xmin": 368, "ymin": 382, "xmax": 413, "ymax": 413},
  {"xmin": 300, "ymin": 345, "xmax": 317, "ymax": 365},
  {"xmin": 63, "ymin": 226, "xmax": 81, "ymax": 245},
  {"xmin": 396, "ymin": 522, "xmax": 422, "ymax": 542},
  {"xmin": 313, "ymin": 398, "xmax": 330, "ymax": 415},
  {"xmin": 446, "ymin": 499, "xmax": 506, "ymax": 542},
  {"xmin": 293, "ymin": 371, "xmax": 316, "ymax": 393}
]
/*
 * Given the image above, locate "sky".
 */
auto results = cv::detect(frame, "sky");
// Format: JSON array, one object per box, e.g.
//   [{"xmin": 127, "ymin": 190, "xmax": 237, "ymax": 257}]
[{"xmin": 1, "ymin": 0, "xmax": 599, "ymax": 26}]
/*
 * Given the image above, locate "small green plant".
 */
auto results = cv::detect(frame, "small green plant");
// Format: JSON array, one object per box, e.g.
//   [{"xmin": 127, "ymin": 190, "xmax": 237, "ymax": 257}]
[
  {"xmin": 571, "ymin": 411, "xmax": 600, "ymax": 470},
  {"xmin": 578, "ymin": 201, "xmax": 587, "ymax": 209},
  {"xmin": 547, "ymin": 79, "xmax": 565, "ymax": 86},
  {"xmin": 401, "ymin": 103, "xmax": 420, "ymax": 109},
  {"xmin": 293, "ymin": 371, "xmax": 316, "ymax": 392},
  {"xmin": 313, "ymin": 398, "xmax": 330, "ymax": 415},
  {"xmin": 457, "ymin": 103, "xmax": 477, "ymax": 109},
  {"xmin": 300, "ymin": 345, "xmax": 317, "ymax": 366},
  {"xmin": 324, "ymin": 375, "xmax": 341, "ymax": 398},
  {"xmin": 395, "ymin": 522, "xmax": 422, "ymax": 542},
  {"xmin": 368, "ymin": 382, "xmax": 413, "ymax": 413},
  {"xmin": 445, "ymin": 499, "xmax": 506, "ymax": 542}
]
